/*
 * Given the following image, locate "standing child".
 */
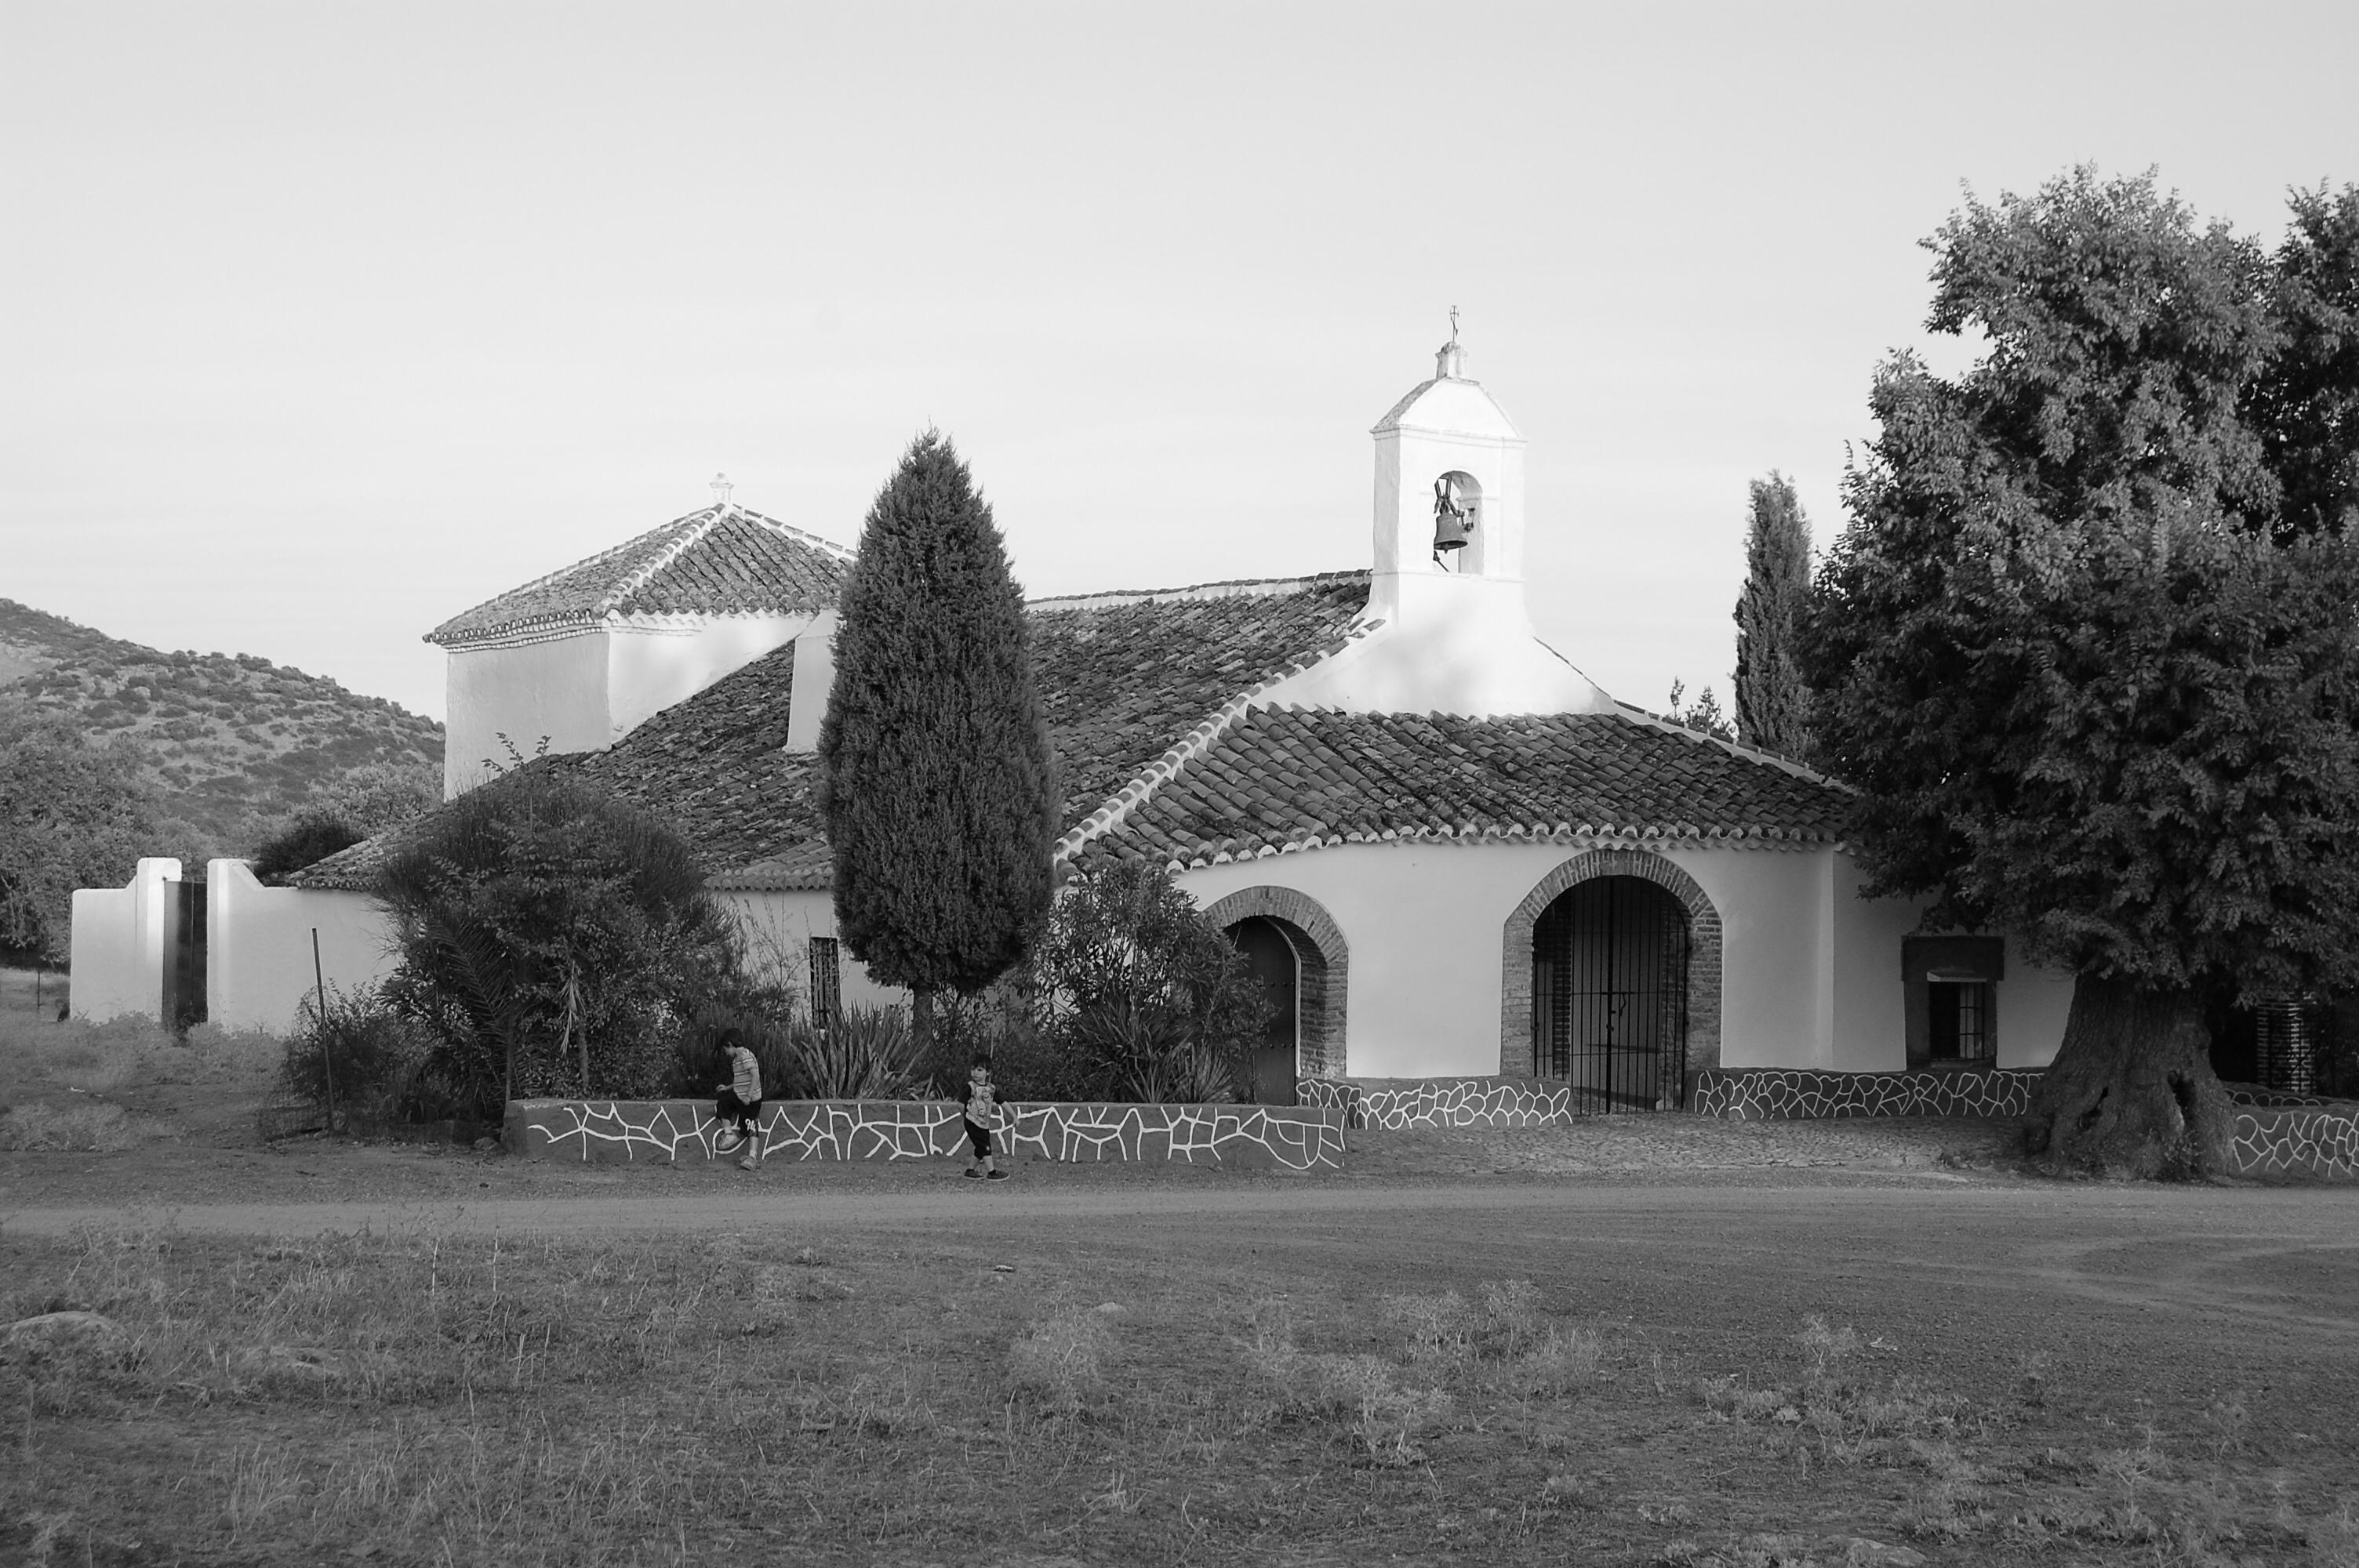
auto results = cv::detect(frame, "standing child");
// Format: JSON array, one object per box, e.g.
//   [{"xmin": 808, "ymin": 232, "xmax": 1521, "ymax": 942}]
[
  {"xmin": 961, "ymin": 1058, "xmax": 1010, "ymax": 1181},
  {"xmin": 713, "ymin": 1032, "xmax": 765, "ymax": 1171}
]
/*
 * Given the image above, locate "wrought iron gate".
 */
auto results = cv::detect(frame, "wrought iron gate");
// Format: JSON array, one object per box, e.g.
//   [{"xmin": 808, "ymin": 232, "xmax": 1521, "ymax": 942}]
[{"xmin": 1531, "ymin": 876, "xmax": 1688, "ymax": 1112}]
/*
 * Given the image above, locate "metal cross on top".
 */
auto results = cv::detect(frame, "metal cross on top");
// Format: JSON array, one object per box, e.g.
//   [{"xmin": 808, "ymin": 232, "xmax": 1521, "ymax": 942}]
[
  {"xmin": 1448, "ymin": 305, "xmax": 1459, "ymax": 341},
  {"xmin": 710, "ymin": 473, "xmax": 733, "ymax": 506}
]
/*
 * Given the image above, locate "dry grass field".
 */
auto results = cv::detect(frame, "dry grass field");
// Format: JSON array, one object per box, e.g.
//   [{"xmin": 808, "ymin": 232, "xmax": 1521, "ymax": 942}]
[
  {"xmin": 6, "ymin": 1182, "xmax": 2358, "ymax": 1566},
  {"xmin": 5, "ymin": 967, "xmax": 2357, "ymax": 1566},
  {"xmin": 0, "ymin": 973, "xmax": 284, "ymax": 1156}
]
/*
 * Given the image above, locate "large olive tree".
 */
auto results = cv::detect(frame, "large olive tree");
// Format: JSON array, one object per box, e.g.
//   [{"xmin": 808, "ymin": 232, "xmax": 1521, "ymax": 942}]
[{"xmin": 1802, "ymin": 168, "xmax": 2359, "ymax": 1178}]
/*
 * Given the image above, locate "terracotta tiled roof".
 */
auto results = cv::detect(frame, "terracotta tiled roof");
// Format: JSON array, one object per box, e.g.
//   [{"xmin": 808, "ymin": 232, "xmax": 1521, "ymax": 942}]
[
  {"xmin": 299, "ymin": 573, "xmax": 1376, "ymax": 891},
  {"xmin": 1068, "ymin": 707, "xmax": 1854, "ymax": 872},
  {"xmin": 1030, "ymin": 573, "xmax": 1372, "ymax": 826},
  {"xmin": 426, "ymin": 504, "xmax": 851, "ymax": 647},
  {"xmin": 296, "ymin": 634, "xmax": 816, "ymax": 890}
]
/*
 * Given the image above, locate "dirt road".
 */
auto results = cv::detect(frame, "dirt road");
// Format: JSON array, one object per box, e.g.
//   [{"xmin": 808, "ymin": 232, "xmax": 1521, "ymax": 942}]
[{"xmin": 10, "ymin": 1170, "xmax": 2356, "ymax": 1338}]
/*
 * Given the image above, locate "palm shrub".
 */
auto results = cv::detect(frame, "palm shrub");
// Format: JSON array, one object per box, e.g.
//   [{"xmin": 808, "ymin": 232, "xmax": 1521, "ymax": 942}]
[
  {"xmin": 792, "ymin": 1001, "xmax": 928, "ymax": 1099},
  {"xmin": 1028, "ymin": 862, "xmax": 1270, "ymax": 1102},
  {"xmin": 376, "ymin": 771, "xmax": 741, "ymax": 1117}
]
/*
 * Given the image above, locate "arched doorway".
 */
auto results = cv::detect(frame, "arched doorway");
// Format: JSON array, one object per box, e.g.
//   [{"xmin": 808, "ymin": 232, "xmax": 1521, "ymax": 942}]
[
  {"xmin": 1227, "ymin": 916, "xmax": 1300, "ymax": 1105},
  {"xmin": 1530, "ymin": 876, "xmax": 1690, "ymax": 1111},
  {"xmin": 1204, "ymin": 886, "xmax": 1347, "ymax": 1100}
]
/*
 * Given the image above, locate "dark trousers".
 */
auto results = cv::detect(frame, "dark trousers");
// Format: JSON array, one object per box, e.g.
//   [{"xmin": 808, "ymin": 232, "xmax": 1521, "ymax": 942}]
[
  {"xmin": 963, "ymin": 1117, "xmax": 994, "ymax": 1160},
  {"xmin": 717, "ymin": 1088, "xmax": 762, "ymax": 1133}
]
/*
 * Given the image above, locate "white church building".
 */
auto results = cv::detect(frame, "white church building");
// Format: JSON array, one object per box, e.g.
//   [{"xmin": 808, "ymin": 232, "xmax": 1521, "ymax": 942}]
[{"xmin": 78, "ymin": 339, "xmax": 2077, "ymax": 1122}]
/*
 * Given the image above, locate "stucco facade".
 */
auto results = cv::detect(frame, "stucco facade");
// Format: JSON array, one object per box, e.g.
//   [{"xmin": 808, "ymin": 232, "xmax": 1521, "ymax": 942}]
[
  {"xmin": 206, "ymin": 860, "xmax": 397, "ymax": 1033},
  {"xmin": 442, "ymin": 612, "xmax": 820, "ymax": 797},
  {"xmin": 67, "ymin": 857, "xmax": 183, "ymax": 1024},
  {"xmin": 1174, "ymin": 840, "xmax": 2076, "ymax": 1085},
  {"xmin": 91, "ymin": 337, "xmax": 2087, "ymax": 1102},
  {"xmin": 713, "ymin": 889, "xmax": 903, "ymax": 1015}
]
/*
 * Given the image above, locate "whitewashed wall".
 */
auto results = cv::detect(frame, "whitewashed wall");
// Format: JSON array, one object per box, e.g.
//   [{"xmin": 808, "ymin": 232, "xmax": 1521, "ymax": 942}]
[
  {"xmin": 442, "ymin": 613, "xmax": 819, "ymax": 799},
  {"xmin": 606, "ymin": 613, "xmax": 819, "ymax": 750},
  {"xmin": 67, "ymin": 857, "xmax": 180, "ymax": 1023},
  {"xmin": 714, "ymin": 889, "xmax": 907, "ymax": 1012},
  {"xmin": 442, "ymin": 630, "xmax": 612, "ymax": 797},
  {"xmin": 206, "ymin": 860, "xmax": 397, "ymax": 1034},
  {"xmin": 1997, "ymin": 933, "xmax": 2076, "ymax": 1069},
  {"xmin": 1176, "ymin": 840, "xmax": 2074, "ymax": 1080}
]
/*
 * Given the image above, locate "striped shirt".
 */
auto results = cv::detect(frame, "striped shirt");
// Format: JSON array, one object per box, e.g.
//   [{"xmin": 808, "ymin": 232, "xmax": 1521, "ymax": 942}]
[{"xmin": 727, "ymin": 1046, "xmax": 762, "ymax": 1104}]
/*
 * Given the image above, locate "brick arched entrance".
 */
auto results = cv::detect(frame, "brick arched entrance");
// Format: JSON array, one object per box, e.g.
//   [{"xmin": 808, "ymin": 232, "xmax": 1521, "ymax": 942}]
[
  {"xmin": 1201, "ymin": 886, "xmax": 1348, "ymax": 1081},
  {"xmin": 1499, "ymin": 850, "xmax": 1721, "ymax": 1095}
]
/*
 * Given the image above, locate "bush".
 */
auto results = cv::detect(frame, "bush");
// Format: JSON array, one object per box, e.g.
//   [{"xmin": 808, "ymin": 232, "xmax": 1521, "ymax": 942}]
[
  {"xmin": 279, "ymin": 985, "xmax": 455, "ymax": 1123},
  {"xmin": 667, "ymin": 1002, "xmax": 804, "ymax": 1103},
  {"xmin": 915, "ymin": 982, "xmax": 1086, "ymax": 1102},
  {"xmin": 1027, "ymin": 862, "xmax": 1270, "ymax": 1102},
  {"xmin": 248, "ymin": 811, "xmax": 365, "ymax": 884},
  {"xmin": 376, "ymin": 772, "xmax": 743, "ymax": 1118}
]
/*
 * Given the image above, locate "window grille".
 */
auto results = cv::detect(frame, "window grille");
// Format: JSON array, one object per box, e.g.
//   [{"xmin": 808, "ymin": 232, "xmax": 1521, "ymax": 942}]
[
  {"xmin": 1929, "ymin": 981, "xmax": 1994, "ymax": 1061},
  {"xmin": 809, "ymin": 937, "xmax": 841, "ymax": 1033}
]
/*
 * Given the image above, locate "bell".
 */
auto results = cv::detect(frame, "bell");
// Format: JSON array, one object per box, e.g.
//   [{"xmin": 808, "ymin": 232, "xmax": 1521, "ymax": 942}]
[{"xmin": 1433, "ymin": 476, "xmax": 1475, "ymax": 558}]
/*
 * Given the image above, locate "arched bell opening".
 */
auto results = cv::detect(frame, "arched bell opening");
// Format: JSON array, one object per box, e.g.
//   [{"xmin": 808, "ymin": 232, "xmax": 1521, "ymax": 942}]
[
  {"xmin": 1205, "ymin": 886, "xmax": 1348, "ymax": 1102},
  {"xmin": 1431, "ymin": 470, "xmax": 1487, "ymax": 575},
  {"xmin": 1529, "ymin": 876, "xmax": 1692, "ymax": 1112}
]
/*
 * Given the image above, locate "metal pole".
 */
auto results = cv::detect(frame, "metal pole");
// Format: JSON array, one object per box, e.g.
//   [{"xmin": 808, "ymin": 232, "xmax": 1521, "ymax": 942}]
[{"xmin": 312, "ymin": 927, "xmax": 339, "ymax": 1131}]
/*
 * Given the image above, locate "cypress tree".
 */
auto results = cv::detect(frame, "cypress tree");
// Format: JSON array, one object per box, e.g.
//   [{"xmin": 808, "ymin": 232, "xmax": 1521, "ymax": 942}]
[
  {"xmin": 818, "ymin": 432, "xmax": 1058, "ymax": 1040},
  {"xmin": 1732, "ymin": 472, "xmax": 1812, "ymax": 758}
]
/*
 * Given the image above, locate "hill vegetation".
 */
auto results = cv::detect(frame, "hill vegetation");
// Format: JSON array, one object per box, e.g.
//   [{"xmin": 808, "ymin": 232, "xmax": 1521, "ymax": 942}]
[{"xmin": 0, "ymin": 597, "xmax": 442, "ymax": 870}]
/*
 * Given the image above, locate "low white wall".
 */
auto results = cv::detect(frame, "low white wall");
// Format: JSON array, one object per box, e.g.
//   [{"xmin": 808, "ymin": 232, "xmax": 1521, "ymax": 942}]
[
  {"xmin": 716, "ymin": 890, "xmax": 907, "ymax": 1013},
  {"xmin": 1175, "ymin": 840, "xmax": 2074, "ymax": 1080},
  {"xmin": 207, "ymin": 859, "xmax": 398, "ymax": 1034},
  {"xmin": 67, "ymin": 857, "xmax": 180, "ymax": 1023}
]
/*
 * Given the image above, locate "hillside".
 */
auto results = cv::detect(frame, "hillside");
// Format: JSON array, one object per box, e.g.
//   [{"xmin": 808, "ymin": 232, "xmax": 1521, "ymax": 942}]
[{"xmin": 0, "ymin": 598, "xmax": 442, "ymax": 857}]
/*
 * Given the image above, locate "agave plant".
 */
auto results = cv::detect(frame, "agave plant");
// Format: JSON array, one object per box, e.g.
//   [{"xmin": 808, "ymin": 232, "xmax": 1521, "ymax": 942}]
[
  {"xmin": 793, "ymin": 1001, "xmax": 928, "ymax": 1100},
  {"xmin": 1067, "ymin": 996, "xmax": 1239, "ymax": 1104}
]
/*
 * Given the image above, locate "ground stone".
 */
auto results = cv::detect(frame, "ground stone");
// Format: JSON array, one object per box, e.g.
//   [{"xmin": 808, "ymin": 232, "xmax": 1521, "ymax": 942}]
[
  {"xmin": 1828, "ymin": 1538, "xmax": 1928, "ymax": 1567},
  {"xmin": 235, "ymin": 1344, "xmax": 349, "ymax": 1381},
  {"xmin": 2, "ymin": 1309, "xmax": 123, "ymax": 1350}
]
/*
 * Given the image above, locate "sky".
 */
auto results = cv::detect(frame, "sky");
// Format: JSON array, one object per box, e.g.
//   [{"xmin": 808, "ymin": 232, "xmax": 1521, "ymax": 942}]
[{"xmin": 5, "ymin": 2, "xmax": 2354, "ymax": 725}]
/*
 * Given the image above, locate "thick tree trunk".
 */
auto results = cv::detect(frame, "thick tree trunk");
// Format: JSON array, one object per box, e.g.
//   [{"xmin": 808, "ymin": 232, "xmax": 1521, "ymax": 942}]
[
  {"xmin": 2023, "ymin": 973, "xmax": 2235, "ymax": 1179},
  {"xmin": 912, "ymin": 985, "xmax": 936, "ymax": 1062}
]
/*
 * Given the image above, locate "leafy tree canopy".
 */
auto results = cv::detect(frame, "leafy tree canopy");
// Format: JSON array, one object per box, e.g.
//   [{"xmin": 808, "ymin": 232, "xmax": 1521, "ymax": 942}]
[
  {"xmin": 377, "ymin": 772, "xmax": 740, "ymax": 1116},
  {"xmin": 1027, "ymin": 861, "xmax": 1271, "ymax": 1102},
  {"xmin": 0, "ymin": 699, "xmax": 159, "ymax": 959},
  {"xmin": 2252, "ymin": 183, "xmax": 2359, "ymax": 539},
  {"xmin": 819, "ymin": 431, "xmax": 1058, "ymax": 1003},
  {"xmin": 1801, "ymin": 166, "xmax": 2359, "ymax": 1176}
]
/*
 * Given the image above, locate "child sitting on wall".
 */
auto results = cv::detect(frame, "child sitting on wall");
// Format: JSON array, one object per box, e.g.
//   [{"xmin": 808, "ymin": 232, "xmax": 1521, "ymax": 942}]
[{"xmin": 713, "ymin": 1031, "xmax": 765, "ymax": 1172}]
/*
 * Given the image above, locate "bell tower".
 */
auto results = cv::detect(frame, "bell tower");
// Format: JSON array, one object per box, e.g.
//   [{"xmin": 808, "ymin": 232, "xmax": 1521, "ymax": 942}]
[
  {"xmin": 1369, "ymin": 333, "xmax": 1528, "ymax": 621},
  {"xmin": 1256, "ymin": 329, "xmax": 1615, "ymax": 718}
]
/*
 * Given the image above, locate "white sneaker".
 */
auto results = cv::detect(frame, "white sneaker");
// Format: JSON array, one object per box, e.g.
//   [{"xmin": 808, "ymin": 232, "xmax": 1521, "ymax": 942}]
[{"xmin": 715, "ymin": 1129, "xmax": 742, "ymax": 1152}]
